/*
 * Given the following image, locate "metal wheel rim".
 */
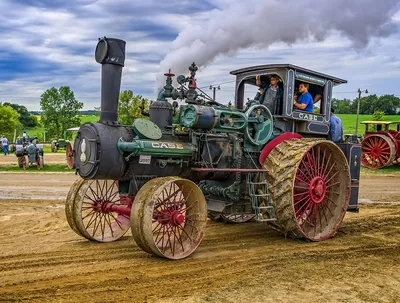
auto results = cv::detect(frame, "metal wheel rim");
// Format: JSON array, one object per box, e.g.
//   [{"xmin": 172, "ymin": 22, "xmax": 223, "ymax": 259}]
[
  {"xmin": 70, "ymin": 179, "xmax": 131, "ymax": 242},
  {"xmin": 292, "ymin": 141, "xmax": 350, "ymax": 241},
  {"xmin": 131, "ymin": 177, "xmax": 207, "ymax": 259},
  {"xmin": 66, "ymin": 142, "xmax": 74, "ymax": 169},
  {"xmin": 361, "ymin": 135, "xmax": 396, "ymax": 169},
  {"xmin": 22, "ymin": 156, "xmax": 28, "ymax": 170}
]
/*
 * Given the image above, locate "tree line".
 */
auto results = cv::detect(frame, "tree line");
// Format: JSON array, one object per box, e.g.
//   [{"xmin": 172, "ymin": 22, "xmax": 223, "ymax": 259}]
[
  {"xmin": 332, "ymin": 94, "xmax": 400, "ymax": 115},
  {"xmin": 0, "ymin": 87, "xmax": 148, "ymax": 142}
]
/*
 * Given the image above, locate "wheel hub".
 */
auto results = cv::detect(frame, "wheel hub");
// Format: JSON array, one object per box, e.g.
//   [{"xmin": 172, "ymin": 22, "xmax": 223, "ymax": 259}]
[
  {"xmin": 309, "ymin": 177, "xmax": 326, "ymax": 204},
  {"xmin": 371, "ymin": 147, "xmax": 381, "ymax": 157},
  {"xmin": 170, "ymin": 210, "xmax": 185, "ymax": 226}
]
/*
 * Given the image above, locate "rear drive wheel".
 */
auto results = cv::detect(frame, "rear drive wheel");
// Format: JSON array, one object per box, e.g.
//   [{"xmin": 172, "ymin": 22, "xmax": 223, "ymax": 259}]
[
  {"xmin": 131, "ymin": 177, "xmax": 207, "ymax": 259},
  {"xmin": 264, "ymin": 139, "xmax": 350, "ymax": 241}
]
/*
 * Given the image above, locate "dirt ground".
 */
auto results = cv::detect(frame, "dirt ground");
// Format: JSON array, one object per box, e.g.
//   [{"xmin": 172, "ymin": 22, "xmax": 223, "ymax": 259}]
[
  {"xmin": 0, "ymin": 173, "xmax": 399, "ymax": 303},
  {"xmin": 0, "ymin": 153, "xmax": 67, "ymax": 165}
]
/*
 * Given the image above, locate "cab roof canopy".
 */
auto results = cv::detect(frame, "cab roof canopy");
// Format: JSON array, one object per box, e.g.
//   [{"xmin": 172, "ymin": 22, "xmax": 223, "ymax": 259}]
[{"xmin": 230, "ymin": 64, "xmax": 347, "ymax": 85}]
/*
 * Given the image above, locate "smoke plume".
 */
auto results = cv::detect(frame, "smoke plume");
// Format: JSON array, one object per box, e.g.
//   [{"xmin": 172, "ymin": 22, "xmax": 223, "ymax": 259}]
[{"xmin": 158, "ymin": 0, "xmax": 399, "ymax": 87}]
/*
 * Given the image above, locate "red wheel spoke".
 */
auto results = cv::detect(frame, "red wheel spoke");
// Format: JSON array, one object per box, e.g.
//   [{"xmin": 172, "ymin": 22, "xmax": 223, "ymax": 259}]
[
  {"xmin": 84, "ymin": 194, "xmax": 97, "ymax": 204},
  {"xmin": 84, "ymin": 211, "xmax": 99, "ymax": 229},
  {"xmin": 321, "ymin": 152, "xmax": 332, "ymax": 177},
  {"xmin": 294, "ymin": 185, "xmax": 309, "ymax": 190},
  {"xmin": 108, "ymin": 212, "xmax": 124, "ymax": 230},
  {"xmin": 324, "ymin": 170, "xmax": 339, "ymax": 184},
  {"xmin": 294, "ymin": 193, "xmax": 312, "ymax": 206},
  {"xmin": 325, "ymin": 195, "xmax": 338, "ymax": 206},
  {"xmin": 296, "ymin": 169, "xmax": 312, "ymax": 183},
  {"xmin": 104, "ymin": 214, "xmax": 114, "ymax": 238},
  {"xmin": 82, "ymin": 208, "xmax": 96, "ymax": 220},
  {"xmin": 91, "ymin": 212, "xmax": 102, "ymax": 236},
  {"xmin": 325, "ymin": 182, "xmax": 340, "ymax": 189},
  {"xmin": 295, "ymin": 175, "xmax": 310, "ymax": 185},
  {"xmin": 176, "ymin": 223, "xmax": 194, "ymax": 243},
  {"xmin": 295, "ymin": 198, "xmax": 312, "ymax": 217}
]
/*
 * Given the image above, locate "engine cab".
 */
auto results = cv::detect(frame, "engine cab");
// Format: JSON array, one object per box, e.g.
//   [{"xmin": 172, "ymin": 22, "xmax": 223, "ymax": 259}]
[{"xmin": 231, "ymin": 64, "xmax": 347, "ymax": 139}]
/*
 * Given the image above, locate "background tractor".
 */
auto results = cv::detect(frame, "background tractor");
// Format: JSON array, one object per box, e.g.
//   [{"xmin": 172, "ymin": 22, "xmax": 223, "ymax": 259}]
[
  {"xmin": 360, "ymin": 121, "xmax": 400, "ymax": 169},
  {"xmin": 51, "ymin": 138, "xmax": 70, "ymax": 153},
  {"xmin": 14, "ymin": 136, "xmax": 44, "ymax": 170},
  {"xmin": 65, "ymin": 37, "xmax": 361, "ymax": 260}
]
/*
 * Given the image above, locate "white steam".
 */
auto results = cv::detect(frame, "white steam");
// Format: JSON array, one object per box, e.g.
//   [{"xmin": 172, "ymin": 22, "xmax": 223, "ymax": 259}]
[{"xmin": 158, "ymin": 0, "xmax": 400, "ymax": 88}]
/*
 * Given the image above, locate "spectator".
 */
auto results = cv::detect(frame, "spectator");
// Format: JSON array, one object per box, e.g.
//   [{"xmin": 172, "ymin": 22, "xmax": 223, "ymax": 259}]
[
  {"xmin": 330, "ymin": 108, "xmax": 343, "ymax": 143},
  {"xmin": 293, "ymin": 83, "xmax": 314, "ymax": 112},
  {"xmin": 1, "ymin": 135, "xmax": 9, "ymax": 155},
  {"xmin": 254, "ymin": 74, "xmax": 284, "ymax": 114}
]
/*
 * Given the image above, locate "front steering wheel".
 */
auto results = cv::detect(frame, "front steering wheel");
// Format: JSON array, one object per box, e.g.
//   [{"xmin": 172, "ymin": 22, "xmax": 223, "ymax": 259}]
[{"xmin": 245, "ymin": 104, "xmax": 273, "ymax": 146}]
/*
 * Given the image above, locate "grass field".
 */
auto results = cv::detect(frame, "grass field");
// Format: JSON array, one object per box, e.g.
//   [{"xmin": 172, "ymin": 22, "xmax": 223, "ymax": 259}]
[{"xmin": 337, "ymin": 114, "xmax": 400, "ymax": 136}]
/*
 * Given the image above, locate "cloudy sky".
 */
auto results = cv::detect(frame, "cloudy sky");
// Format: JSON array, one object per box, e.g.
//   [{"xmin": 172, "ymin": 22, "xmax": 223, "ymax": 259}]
[{"xmin": 0, "ymin": 0, "xmax": 400, "ymax": 111}]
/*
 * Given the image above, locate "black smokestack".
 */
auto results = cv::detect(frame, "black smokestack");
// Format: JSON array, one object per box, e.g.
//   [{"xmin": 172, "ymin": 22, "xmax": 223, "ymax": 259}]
[{"xmin": 95, "ymin": 37, "xmax": 126, "ymax": 124}]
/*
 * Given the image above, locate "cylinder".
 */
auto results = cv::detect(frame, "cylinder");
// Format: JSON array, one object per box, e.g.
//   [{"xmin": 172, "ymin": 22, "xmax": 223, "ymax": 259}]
[{"xmin": 95, "ymin": 37, "xmax": 126, "ymax": 125}]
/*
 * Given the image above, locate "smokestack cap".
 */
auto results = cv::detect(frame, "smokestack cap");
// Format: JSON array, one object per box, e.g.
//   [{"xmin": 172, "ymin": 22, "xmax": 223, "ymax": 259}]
[{"xmin": 95, "ymin": 37, "xmax": 126, "ymax": 66}]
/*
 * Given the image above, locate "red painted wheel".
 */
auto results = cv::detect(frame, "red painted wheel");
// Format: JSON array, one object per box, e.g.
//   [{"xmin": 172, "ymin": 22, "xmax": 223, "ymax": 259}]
[
  {"xmin": 65, "ymin": 179, "xmax": 131, "ymax": 242},
  {"xmin": 131, "ymin": 177, "xmax": 207, "ymax": 259},
  {"xmin": 66, "ymin": 142, "xmax": 75, "ymax": 169},
  {"xmin": 36, "ymin": 155, "xmax": 44, "ymax": 170},
  {"xmin": 21, "ymin": 156, "xmax": 28, "ymax": 170},
  {"xmin": 361, "ymin": 134, "xmax": 396, "ymax": 169},
  {"xmin": 264, "ymin": 139, "xmax": 350, "ymax": 241}
]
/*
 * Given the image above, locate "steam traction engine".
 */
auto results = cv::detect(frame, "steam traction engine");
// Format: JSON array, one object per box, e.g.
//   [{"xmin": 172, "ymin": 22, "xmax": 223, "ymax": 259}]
[
  {"xmin": 66, "ymin": 37, "xmax": 361, "ymax": 259},
  {"xmin": 14, "ymin": 136, "xmax": 44, "ymax": 170},
  {"xmin": 360, "ymin": 121, "xmax": 400, "ymax": 169}
]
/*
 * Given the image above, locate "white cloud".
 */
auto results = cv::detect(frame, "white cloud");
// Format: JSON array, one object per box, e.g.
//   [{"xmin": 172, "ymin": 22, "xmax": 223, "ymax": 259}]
[{"xmin": 0, "ymin": 0, "xmax": 400, "ymax": 111}]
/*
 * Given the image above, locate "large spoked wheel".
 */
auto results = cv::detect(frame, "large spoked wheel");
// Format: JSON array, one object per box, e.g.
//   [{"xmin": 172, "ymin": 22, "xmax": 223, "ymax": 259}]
[
  {"xmin": 361, "ymin": 134, "xmax": 396, "ymax": 169},
  {"xmin": 264, "ymin": 139, "xmax": 350, "ymax": 241},
  {"xmin": 21, "ymin": 156, "xmax": 28, "ymax": 170},
  {"xmin": 221, "ymin": 213, "xmax": 255, "ymax": 223},
  {"xmin": 36, "ymin": 155, "xmax": 44, "ymax": 170},
  {"xmin": 65, "ymin": 178, "xmax": 131, "ymax": 242},
  {"xmin": 17, "ymin": 156, "xmax": 24, "ymax": 168},
  {"xmin": 66, "ymin": 142, "xmax": 75, "ymax": 169},
  {"xmin": 131, "ymin": 177, "xmax": 207, "ymax": 259}
]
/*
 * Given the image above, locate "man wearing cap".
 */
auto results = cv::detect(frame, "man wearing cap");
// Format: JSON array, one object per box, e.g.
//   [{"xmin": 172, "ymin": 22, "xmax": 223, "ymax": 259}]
[{"xmin": 254, "ymin": 74, "xmax": 283, "ymax": 114}]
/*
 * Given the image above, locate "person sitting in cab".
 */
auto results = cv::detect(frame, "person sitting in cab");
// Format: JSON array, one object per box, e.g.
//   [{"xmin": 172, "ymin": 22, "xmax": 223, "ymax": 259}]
[
  {"xmin": 254, "ymin": 74, "xmax": 283, "ymax": 114},
  {"xmin": 293, "ymin": 83, "xmax": 314, "ymax": 112}
]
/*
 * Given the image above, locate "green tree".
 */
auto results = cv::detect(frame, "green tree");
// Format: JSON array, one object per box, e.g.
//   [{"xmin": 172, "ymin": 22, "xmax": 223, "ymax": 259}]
[
  {"xmin": 331, "ymin": 98, "xmax": 352, "ymax": 114},
  {"xmin": 374, "ymin": 95, "xmax": 400, "ymax": 115},
  {"xmin": 0, "ymin": 104, "xmax": 22, "ymax": 140},
  {"xmin": 358, "ymin": 94, "xmax": 379, "ymax": 114},
  {"xmin": 40, "ymin": 86, "xmax": 83, "ymax": 140},
  {"xmin": 118, "ymin": 90, "xmax": 149, "ymax": 125},
  {"xmin": 3, "ymin": 102, "xmax": 39, "ymax": 128},
  {"xmin": 93, "ymin": 106, "xmax": 101, "ymax": 117}
]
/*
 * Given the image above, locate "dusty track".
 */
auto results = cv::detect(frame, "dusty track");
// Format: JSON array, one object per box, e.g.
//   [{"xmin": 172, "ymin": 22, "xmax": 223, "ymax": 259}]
[{"xmin": 0, "ymin": 173, "xmax": 399, "ymax": 302}]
